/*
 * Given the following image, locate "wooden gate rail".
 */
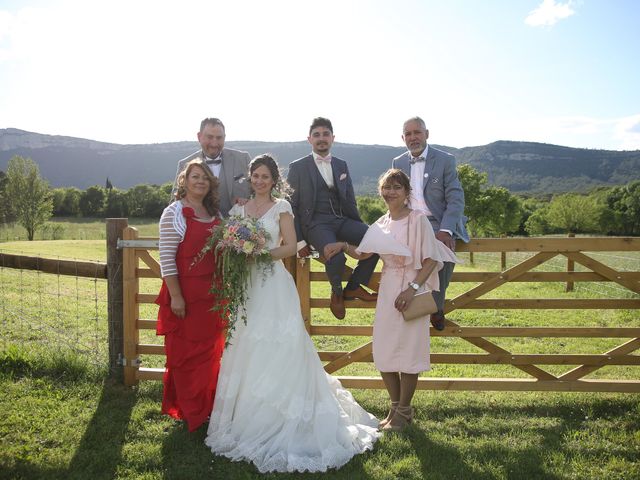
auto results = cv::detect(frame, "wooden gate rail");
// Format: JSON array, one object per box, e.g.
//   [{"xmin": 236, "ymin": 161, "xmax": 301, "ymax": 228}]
[
  {"xmin": 117, "ymin": 225, "xmax": 640, "ymax": 393},
  {"xmin": 0, "ymin": 252, "xmax": 107, "ymax": 278}
]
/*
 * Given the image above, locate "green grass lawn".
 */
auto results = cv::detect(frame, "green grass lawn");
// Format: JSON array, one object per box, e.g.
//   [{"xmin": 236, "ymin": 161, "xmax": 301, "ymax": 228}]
[
  {"xmin": 0, "ymin": 217, "xmax": 159, "ymax": 243},
  {"xmin": 1, "ymin": 356, "xmax": 638, "ymax": 480},
  {"xmin": 0, "ymin": 228, "xmax": 639, "ymax": 479}
]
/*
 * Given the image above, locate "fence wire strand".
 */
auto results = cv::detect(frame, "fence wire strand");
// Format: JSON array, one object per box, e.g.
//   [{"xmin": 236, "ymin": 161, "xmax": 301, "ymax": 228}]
[{"xmin": 0, "ymin": 250, "xmax": 108, "ymax": 367}]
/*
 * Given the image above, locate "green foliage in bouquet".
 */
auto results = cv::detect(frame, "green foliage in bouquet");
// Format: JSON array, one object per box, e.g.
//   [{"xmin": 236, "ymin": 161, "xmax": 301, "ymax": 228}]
[{"xmin": 200, "ymin": 215, "xmax": 273, "ymax": 346}]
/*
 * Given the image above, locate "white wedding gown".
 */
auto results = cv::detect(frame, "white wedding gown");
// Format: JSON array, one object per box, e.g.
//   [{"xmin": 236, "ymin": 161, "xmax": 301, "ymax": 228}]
[{"xmin": 205, "ymin": 199, "xmax": 379, "ymax": 473}]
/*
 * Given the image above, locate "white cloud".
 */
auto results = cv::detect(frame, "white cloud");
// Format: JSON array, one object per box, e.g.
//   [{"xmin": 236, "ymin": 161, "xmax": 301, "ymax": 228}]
[
  {"xmin": 529, "ymin": 114, "xmax": 640, "ymax": 150},
  {"xmin": 525, "ymin": 0, "xmax": 575, "ymax": 27},
  {"xmin": 613, "ymin": 114, "xmax": 640, "ymax": 150},
  {"xmin": 554, "ymin": 116, "xmax": 608, "ymax": 135}
]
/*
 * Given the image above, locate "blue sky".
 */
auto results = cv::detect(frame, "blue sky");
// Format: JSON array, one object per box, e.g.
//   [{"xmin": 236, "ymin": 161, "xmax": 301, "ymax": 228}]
[{"xmin": 0, "ymin": 0, "xmax": 639, "ymax": 150}]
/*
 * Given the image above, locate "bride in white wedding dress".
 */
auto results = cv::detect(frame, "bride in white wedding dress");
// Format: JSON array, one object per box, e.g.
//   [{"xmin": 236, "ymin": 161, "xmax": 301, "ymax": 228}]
[{"xmin": 205, "ymin": 154, "xmax": 379, "ymax": 473}]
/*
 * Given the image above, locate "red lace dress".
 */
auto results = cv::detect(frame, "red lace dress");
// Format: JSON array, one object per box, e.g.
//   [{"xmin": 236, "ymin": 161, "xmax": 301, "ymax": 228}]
[{"xmin": 155, "ymin": 207, "xmax": 226, "ymax": 432}]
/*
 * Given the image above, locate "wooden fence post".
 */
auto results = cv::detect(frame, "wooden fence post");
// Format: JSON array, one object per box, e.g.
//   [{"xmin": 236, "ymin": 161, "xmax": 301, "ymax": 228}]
[
  {"xmin": 296, "ymin": 258, "xmax": 311, "ymax": 332},
  {"xmin": 122, "ymin": 226, "xmax": 141, "ymax": 386},
  {"xmin": 566, "ymin": 232, "xmax": 576, "ymax": 292},
  {"xmin": 106, "ymin": 218, "xmax": 128, "ymax": 381}
]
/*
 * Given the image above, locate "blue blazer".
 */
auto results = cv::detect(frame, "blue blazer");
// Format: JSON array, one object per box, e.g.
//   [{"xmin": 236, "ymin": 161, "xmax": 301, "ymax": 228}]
[
  {"xmin": 393, "ymin": 146, "xmax": 469, "ymax": 242},
  {"xmin": 287, "ymin": 154, "xmax": 361, "ymax": 242}
]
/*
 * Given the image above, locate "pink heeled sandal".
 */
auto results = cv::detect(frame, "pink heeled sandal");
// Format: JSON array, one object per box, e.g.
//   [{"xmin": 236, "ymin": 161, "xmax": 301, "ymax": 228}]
[
  {"xmin": 378, "ymin": 401, "xmax": 399, "ymax": 430},
  {"xmin": 381, "ymin": 405, "xmax": 414, "ymax": 432}
]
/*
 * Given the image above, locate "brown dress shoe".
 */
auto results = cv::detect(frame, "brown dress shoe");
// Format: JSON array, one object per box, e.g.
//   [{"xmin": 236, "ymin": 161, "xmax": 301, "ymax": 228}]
[
  {"xmin": 330, "ymin": 291, "xmax": 346, "ymax": 319},
  {"xmin": 343, "ymin": 285, "xmax": 378, "ymax": 302},
  {"xmin": 430, "ymin": 311, "xmax": 446, "ymax": 331}
]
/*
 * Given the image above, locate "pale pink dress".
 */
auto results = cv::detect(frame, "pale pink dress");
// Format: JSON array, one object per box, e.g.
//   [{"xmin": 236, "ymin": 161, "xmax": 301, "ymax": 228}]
[{"xmin": 356, "ymin": 210, "xmax": 459, "ymax": 374}]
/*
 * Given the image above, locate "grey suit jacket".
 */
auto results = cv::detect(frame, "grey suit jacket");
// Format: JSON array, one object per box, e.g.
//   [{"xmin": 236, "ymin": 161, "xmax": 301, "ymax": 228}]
[
  {"xmin": 172, "ymin": 147, "xmax": 251, "ymax": 217},
  {"xmin": 287, "ymin": 154, "xmax": 361, "ymax": 242},
  {"xmin": 393, "ymin": 146, "xmax": 469, "ymax": 242}
]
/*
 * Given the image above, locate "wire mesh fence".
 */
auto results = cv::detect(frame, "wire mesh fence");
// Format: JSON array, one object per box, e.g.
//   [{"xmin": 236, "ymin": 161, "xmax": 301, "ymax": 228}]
[{"xmin": 0, "ymin": 253, "xmax": 109, "ymax": 368}]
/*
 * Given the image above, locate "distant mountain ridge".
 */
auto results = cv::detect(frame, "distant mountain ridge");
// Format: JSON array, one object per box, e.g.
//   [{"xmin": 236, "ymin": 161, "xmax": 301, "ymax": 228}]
[{"xmin": 1, "ymin": 128, "xmax": 638, "ymax": 195}]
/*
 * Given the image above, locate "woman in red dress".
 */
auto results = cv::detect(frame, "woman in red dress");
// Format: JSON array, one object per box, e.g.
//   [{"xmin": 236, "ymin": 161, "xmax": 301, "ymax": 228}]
[{"xmin": 156, "ymin": 159, "xmax": 226, "ymax": 431}]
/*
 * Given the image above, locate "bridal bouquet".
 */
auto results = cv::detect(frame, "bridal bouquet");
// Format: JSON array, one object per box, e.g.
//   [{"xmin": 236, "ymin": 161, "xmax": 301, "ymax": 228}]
[{"xmin": 201, "ymin": 215, "xmax": 273, "ymax": 345}]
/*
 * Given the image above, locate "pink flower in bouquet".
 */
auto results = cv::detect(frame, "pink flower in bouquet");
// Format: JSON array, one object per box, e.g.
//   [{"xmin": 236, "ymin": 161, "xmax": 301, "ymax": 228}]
[{"xmin": 200, "ymin": 214, "xmax": 274, "ymax": 346}]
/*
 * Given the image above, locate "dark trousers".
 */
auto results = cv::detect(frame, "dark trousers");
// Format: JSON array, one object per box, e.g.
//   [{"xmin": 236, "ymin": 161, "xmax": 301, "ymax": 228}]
[
  {"xmin": 432, "ymin": 261, "xmax": 455, "ymax": 313},
  {"xmin": 306, "ymin": 214, "xmax": 378, "ymax": 293}
]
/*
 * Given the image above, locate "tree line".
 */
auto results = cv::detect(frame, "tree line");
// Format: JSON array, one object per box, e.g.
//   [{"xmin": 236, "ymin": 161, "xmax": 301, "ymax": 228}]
[
  {"xmin": 358, "ymin": 164, "xmax": 639, "ymax": 238},
  {"xmin": 1, "ymin": 156, "xmax": 173, "ymax": 239},
  {"xmin": 1, "ymin": 155, "xmax": 639, "ymax": 241}
]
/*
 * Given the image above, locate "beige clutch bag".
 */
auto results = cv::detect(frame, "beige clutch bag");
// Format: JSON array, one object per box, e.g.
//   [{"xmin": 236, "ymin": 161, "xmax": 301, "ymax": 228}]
[{"xmin": 402, "ymin": 291, "xmax": 437, "ymax": 321}]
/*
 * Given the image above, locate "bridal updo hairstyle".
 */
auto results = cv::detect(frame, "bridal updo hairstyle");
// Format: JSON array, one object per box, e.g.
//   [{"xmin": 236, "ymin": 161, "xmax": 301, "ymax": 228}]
[
  {"xmin": 175, "ymin": 159, "xmax": 220, "ymax": 216},
  {"xmin": 249, "ymin": 154, "xmax": 291, "ymax": 198}
]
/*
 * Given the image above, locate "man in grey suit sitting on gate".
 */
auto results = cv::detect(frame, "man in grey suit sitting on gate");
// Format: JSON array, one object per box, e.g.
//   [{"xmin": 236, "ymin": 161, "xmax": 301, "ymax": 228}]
[
  {"xmin": 393, "ymin": 116, "xmax": 469, "ymax": 330},
  {"xmin": 287, "ymin": 117, "xmax": 378, "ymax": 320},
  {"xmin": 172, "ymin": 117, "xmax": 251, "ymax": 217}
]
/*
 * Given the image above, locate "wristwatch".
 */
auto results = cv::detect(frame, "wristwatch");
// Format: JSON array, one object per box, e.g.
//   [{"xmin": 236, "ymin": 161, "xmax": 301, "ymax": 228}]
[{"xmin": 408, "ymin": 281, "xmax": 420, "ymax": 291}]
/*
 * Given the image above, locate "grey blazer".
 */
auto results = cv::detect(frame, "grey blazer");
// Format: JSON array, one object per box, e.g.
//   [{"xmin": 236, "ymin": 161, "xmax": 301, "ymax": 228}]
[
  {"xmin": 287, "ymin": 154, "xmax": 361, "ymax": 242},
  {"xmin": 172, "ymin": 147, "xmax": 251, "ymax": 217},
  {"xmin": 393, "ymin": 146, "xmax": 469, "ymax": 242}
]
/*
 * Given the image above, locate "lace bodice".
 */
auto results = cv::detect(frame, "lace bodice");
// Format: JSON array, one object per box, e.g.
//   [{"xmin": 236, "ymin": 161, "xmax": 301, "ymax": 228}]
[{"xmin": 229, "ymin": 199, "xmax": 293, "ymax": 250}]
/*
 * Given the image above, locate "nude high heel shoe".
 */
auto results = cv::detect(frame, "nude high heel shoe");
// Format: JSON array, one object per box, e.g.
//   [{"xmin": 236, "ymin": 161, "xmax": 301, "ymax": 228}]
[
  {"xmin": 378, "ymin": 401, "xmax": 399, "ymax": 430},
  {"xmin": 381, "ymin": 405, "xmax": 414, "ymax": 432}
]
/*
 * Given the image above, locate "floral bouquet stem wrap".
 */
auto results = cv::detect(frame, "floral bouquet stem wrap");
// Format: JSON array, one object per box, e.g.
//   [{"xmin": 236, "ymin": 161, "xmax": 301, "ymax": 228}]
[{"xmin": 201, "ymin": 215, "xmax": 273, "ymax": 346}]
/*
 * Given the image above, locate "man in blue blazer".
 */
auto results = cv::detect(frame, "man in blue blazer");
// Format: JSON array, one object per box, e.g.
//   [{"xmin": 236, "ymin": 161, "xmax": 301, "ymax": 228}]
[
  {"xmin": 393, "ymin": 116, "xmax": 469, "ymax": 330},
  {"xmin": 287, "ymin": 117, "xmax": 378, "ymax": 319}
]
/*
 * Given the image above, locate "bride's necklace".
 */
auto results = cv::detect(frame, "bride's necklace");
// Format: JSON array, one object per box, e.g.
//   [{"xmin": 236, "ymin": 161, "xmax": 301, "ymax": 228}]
[{"xmin": 249, "ymin": 197, "xmax": 273, "ymax": 218}]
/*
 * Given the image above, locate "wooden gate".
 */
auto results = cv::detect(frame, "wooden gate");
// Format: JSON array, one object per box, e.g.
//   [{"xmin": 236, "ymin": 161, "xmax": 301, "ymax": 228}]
[{"xmin": 118, "ymin": 226, "xmax": 640, "ymax": 393}]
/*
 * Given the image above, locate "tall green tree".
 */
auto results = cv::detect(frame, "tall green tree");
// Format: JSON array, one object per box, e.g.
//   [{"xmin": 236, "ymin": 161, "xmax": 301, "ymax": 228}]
[
  {"xmin": 5, "ymin": 156, "xmax": 53, "ymax": 240},
  {"xmin": 476, "ymin": 186, "xmax": 523, "ymax": 237},
  {"xmin": 602, "ymin": 180, "xmax": 640, "ymax": 235},
  {"xmin": 125, "ymin": 184, "xmax": 167, "ymax": 218},
  {"xmin": 61, "ymin": 187, "xmax": 82, "ymax": 216},
  {"xmin": 52, "ymin": 187, "xmax": 82, "ymax": 216},
  {"xmin": 457, "ymin": 163, "xmax": 487, "ymax": 236},
  {"xmin": 546, "ymin": 193, "xmax": 601, "ymax": 234},
  {"xmin": 357, "ymin": 195, "xmax": 386, "ymax": 224},
  {"xmin": 524, "ymin": 203, "xmax": 553, "ymax": 236},
  {"xmin": 105, "ymin": 188, "xmax": 129, "ymax": 217},
  {"xmin": 79, "ymin": 186, "xmax": 106, "ymax": 217},
  {"xmin": 0, "ymin": 170, "xmax": 16, "ymax": 224},
  {"xmin": 51, "ymin": 188, "xmax": 66, "ymax": 215},
  {"xmin": 458, "ymin": 163, "xmax": 522, "ymax": 236}
]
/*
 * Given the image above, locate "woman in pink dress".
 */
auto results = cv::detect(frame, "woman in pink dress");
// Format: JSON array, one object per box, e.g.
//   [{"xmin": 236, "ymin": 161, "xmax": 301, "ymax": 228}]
[{"xmin": 325, "ymin": 169, "xmax": 458, "ymax": 432}]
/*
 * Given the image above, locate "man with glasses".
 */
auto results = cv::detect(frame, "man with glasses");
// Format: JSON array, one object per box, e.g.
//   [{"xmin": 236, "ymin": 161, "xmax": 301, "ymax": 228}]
[{"xmin": 393, "ymin": 116, "xmax": 468, "ymax": 331}]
